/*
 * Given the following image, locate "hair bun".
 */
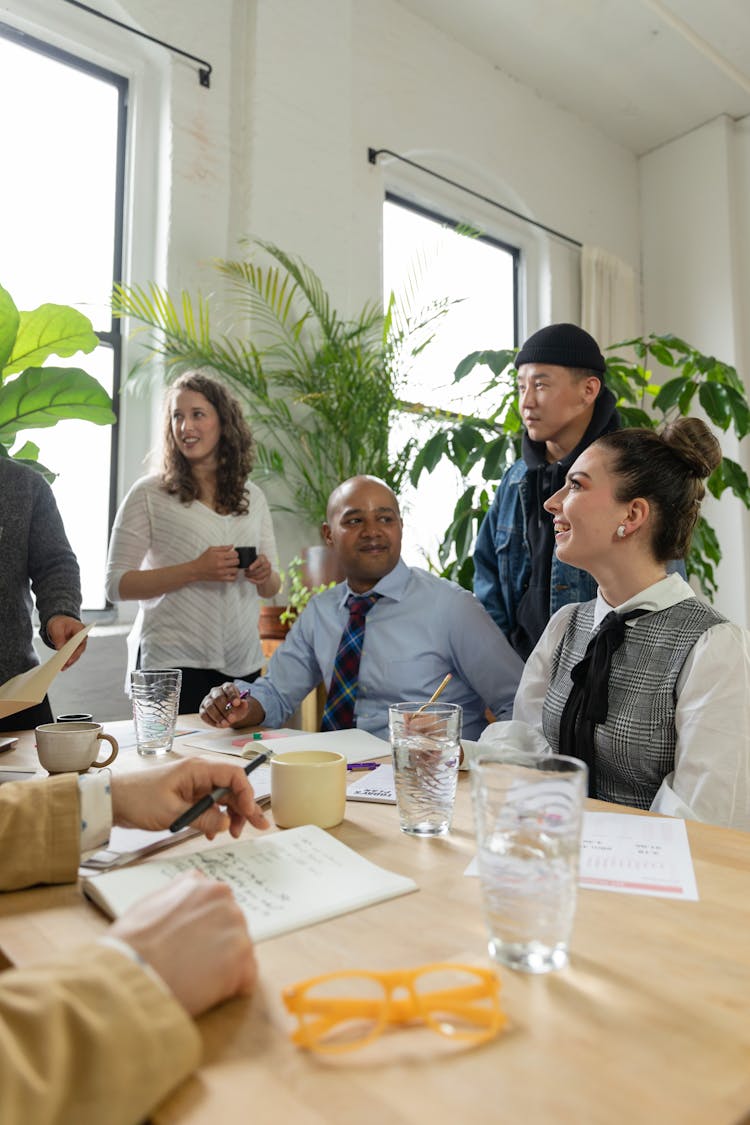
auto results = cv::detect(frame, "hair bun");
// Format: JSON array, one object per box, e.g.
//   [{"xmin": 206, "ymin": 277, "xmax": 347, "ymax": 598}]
[{"xmin": 661, "ymin": 417, "xmax": 722, "ymax": 479}]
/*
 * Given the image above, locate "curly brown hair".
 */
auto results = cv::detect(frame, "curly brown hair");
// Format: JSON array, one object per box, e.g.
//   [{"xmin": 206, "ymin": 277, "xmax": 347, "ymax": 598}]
[{"xmin": 161, "ymin": 372, "xmax": 256, "ymax": 514}]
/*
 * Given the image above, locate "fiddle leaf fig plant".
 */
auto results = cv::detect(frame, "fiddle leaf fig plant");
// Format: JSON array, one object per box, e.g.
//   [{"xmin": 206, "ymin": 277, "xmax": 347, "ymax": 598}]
[
  {"xmin": 0, "ymin": 283, "xmax": 116, "ymax": 477},
  {"xmin": 413, "ymin": 333, "xmax": 750, "ymax": 599}
]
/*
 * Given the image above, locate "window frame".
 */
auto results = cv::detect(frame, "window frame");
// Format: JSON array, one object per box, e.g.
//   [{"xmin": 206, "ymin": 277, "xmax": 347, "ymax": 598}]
[{"xmin": 0, "ymin": 19, "xmax": 128, "ymax": 612}]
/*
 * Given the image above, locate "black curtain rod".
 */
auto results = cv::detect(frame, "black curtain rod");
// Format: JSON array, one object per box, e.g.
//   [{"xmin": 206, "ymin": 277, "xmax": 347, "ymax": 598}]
[
  {"xmin": 61, "ymin": 0, "xmax": 212, "ymax": 87},
  {"xmin": 368, "ymin": 147, "xmax": 582, "ymax": 249}
]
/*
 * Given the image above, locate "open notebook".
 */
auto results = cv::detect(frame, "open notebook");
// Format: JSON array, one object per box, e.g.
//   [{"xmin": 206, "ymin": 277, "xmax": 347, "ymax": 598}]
[{"xmin": 82, "ymin": 824, "xmax": 417, "ymax": 942}]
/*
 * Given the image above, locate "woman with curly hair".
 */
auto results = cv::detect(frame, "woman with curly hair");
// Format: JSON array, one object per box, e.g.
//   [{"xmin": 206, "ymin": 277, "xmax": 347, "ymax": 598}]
[
  {"xmin": 481, "ymin": 416, "xmax": 750, "ymax": 830},
  {"xmin": 106, "ymin": 372, "xmax": 280, "ymax": 712}
]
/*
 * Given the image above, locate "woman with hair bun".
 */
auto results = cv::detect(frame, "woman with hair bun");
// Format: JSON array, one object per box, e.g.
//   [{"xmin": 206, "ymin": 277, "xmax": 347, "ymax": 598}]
[
  {"xmin": 501, "ymin": 416, "xmax": 750, "ymax": 830},
  {"xmin": 106, "ymin": 372, "xmax": 281, "ymax": 713}
]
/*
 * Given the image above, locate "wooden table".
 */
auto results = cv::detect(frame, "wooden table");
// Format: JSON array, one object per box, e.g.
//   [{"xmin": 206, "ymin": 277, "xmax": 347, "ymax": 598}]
[{"xmin": 1, "ymin": 726, "xmax": 750, "ymax": 1124}]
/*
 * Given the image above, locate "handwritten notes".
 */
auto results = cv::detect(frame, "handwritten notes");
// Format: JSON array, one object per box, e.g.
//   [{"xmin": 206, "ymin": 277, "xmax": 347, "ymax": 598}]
[{"xmin": 82, "ymin": 824, "xmax": 417, "ymax": 941}]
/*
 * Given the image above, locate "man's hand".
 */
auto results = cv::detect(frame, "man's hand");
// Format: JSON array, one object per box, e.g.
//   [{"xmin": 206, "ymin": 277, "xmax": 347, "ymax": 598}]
[
  {"xmin": 111, "ymin": 758, "xmax": 269, "ymax": 839},
  {"xmin": 110, "ymin": 871, "xmax": 257, "ymax": 1016},
  {"xmin": 46, "ymin": 616, "xmax": 87, "ymax": 669},
  {"xmin": 200, "ymin": 682, "xmax": 264, "ymax": 729}
]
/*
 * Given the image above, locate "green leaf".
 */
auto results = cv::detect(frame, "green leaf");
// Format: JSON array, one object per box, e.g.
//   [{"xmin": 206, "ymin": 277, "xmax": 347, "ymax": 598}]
[
  {"xmin": 0, "ymin": 368, "xmax": 116, "ymax": 441},
  {"xmin": 617, "ymin": 405, "xmax": 656, "ymax": 429},
  {"xmin": 698, "ymin": 382, "xmax": 731, "ymax": 430},
  {"xmin": 652, "ymin": 376, "xmax": 687, "ymax": 413},
  {"xmin": 0, "ymin": 284, "xmax": 20, "ymax": 374},
  {"xmin": 3, "ymin": 304, "xmax": 98, "ymax": 377},
  {"xmin": 482, "ymin": 435, "xmax": 512, "ymax": 480},
  {"xmin": 649, "ymin": 342, "xmax": 675, "ymax": 366},
  {"xmin": 713, "ymin": 457, "xmax": 750, "ymax": 506},
  {"xmin": 724, "ymin": 386, "xmax": 750, "ymax": 439},
  {"xmin": 409, "ymin": 431, "xmax": 448, "ymax": 484},
  {"xmin": 677, "ymin": 381, "xmax": 698, "ymax": 415}
]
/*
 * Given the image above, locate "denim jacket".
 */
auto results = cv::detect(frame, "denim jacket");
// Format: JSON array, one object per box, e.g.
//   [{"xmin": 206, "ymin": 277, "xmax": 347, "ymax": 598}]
[{"xmin": 473, "ymin": 459, "xmax": 597, "ymax": 643}]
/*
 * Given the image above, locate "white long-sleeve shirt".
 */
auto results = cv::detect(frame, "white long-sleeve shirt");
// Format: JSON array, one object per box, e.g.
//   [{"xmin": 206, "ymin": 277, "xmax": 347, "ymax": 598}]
[
  {"xmin": 105, "ymin": 475, "xmax": 278, "ymax": 677},
  {"xmin": 507, "ymin": 574, "xmax": 750, "ymax": 831}
]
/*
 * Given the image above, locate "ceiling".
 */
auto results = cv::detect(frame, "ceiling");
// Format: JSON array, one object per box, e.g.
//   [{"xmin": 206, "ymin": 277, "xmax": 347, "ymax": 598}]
[{"xmin": 397, "ymin": 0, "xmax": 750, "ymax": 155}]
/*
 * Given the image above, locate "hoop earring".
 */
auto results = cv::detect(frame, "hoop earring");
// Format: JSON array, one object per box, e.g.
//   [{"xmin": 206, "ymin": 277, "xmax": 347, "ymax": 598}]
[{"xmin": 616, "ymin": 525, "xmax": 626, "ymax": 539}]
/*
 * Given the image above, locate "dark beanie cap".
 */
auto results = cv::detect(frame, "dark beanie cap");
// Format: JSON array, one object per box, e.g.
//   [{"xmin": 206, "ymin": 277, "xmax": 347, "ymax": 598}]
[{"xmin": 515, "ymin": 322, "xmax": 606, "ymax": 374}]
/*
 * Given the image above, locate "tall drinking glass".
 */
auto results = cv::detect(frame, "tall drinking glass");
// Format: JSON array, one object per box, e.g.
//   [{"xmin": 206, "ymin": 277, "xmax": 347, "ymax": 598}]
[
  {"xmin": 389, "ymin": 702, "xmax": 462, "ymax": 836},
  {"xmin": 130, "ymin": 669, "xmax": 182, "ymax": 756},
  {"xmin": 470, "ymin": 751, "xmax": 587, "ymax": 973}
]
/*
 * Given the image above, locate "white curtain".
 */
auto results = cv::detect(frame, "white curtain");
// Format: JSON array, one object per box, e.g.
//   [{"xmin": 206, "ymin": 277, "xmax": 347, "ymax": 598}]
[{"xmin": 581, "ymin": 245, "xmax": 640, "ymax": 349}]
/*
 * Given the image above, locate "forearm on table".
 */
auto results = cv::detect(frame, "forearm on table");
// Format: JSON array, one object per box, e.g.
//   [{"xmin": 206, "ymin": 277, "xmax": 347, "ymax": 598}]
[{"xmin": 116, "ymin": 562, "xmax": 199, "ymax": 600}]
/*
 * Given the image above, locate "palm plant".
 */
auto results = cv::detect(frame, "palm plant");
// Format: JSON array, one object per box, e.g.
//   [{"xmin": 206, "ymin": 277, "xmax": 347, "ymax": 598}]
[
  {"xmin": 113, "ymin": 239, "xmax": 450, "ymax": 528},
  {"xmin": 412, "ymin": 334, "xmax": 750, "ymax": 598}
]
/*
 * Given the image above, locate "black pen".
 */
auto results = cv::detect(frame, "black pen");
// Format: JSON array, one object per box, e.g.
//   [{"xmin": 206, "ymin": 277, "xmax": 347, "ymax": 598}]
[{"xmin": 168, "ymin": 748, "xmax": 273, "ymax": 833}]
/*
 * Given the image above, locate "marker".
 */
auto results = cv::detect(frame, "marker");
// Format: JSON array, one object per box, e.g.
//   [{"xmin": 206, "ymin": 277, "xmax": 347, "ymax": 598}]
[
  {"xmin": 225, "ymin": 688, "xmax": 250, "ymax": 713},
  {"xmin": 346, "ymin": 762, "xmax": 381, "ymax": 771},
  {"xmin": 168, "ymin": 748, "xmax": 274, "ymax": 833}
]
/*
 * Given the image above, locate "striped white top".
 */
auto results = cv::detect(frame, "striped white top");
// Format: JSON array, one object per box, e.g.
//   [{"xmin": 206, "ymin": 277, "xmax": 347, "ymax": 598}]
[{"xmin": 105, "ymin": 474, "xmax": 278, "ymax": 677}]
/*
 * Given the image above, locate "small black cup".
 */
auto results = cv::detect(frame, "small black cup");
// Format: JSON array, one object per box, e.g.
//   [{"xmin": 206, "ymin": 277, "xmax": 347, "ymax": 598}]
[
  {"xmin": 236, "ymin": 546, "xmax": 258, "ymax": 569},
  {"xmin": 56, "ymin": 712, "xmax": 94, "ymax": 723}
]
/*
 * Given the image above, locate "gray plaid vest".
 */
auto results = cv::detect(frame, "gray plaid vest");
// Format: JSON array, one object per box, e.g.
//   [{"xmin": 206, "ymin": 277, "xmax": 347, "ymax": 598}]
[{"xmin": 542, "ymin": 597, "xmax": 725, "ymax": 809}]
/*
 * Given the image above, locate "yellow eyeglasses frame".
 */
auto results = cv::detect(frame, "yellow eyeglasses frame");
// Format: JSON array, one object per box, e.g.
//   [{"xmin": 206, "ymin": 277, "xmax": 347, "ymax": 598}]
[{"xmin": 282, "ymin": 962, "xmax": 506, "ymax": 1054}]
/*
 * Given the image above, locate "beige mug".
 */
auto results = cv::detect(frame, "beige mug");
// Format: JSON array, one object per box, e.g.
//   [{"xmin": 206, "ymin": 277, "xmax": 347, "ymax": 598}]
[
  {"xmin": 271, "ymin": 750, "xmax": 347, "ymax": 829},
  {"xmin": 35, "ymin": 722, "xmax": 119, "ymax": 775}
]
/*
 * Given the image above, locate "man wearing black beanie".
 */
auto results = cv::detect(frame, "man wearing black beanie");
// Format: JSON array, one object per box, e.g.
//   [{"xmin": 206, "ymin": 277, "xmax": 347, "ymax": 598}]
[{"xmin": 473, "ymin": 323, "xmax": 620, "ymax": 660}]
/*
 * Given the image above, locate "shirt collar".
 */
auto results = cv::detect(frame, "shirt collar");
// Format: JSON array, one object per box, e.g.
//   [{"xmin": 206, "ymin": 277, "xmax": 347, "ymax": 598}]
[
  {"xmin": 593, "ymin": 572, "xmax": 694, "ymax": 629},
  {"xmin": 337, "ymin": 557, "xmax": 410, "ymax": 607}
]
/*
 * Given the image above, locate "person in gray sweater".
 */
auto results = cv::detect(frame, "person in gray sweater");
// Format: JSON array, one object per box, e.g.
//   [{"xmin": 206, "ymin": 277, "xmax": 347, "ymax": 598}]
[{"xmin": 0, "ymin": 459, "xmax": 87, "ymax": 730}]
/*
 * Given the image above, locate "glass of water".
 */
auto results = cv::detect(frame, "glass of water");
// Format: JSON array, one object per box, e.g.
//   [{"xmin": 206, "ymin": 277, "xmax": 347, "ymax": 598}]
[
  {"xmin": 470, "ymin": 751, "xmax": 587, "ymax": 973},
  {"xmin": 389, "ymin": 702, "xmax": 462, "ymax": 837},
  {"xmin": 130, "ymin": 669, "xmax": 182, "ymax": 756}
]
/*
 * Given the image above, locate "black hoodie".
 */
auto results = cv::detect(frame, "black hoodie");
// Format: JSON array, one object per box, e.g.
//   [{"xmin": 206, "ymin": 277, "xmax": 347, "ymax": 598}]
[{"xmin": 510, "ymin": 385, "xmax": 621, "ymax": 660}]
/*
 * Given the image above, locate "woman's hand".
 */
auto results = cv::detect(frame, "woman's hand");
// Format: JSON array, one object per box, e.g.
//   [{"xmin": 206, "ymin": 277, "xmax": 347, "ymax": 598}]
[
  {"xmin": 192, "ymin": 545, "xmax": 240, "ymax": 583},
  {"xmin": 245, "ymin": 553, "xmax": 281, "ymax": 598}
]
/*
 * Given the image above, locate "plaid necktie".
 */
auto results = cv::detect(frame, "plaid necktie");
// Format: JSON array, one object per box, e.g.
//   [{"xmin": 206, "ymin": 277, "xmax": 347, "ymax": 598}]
[{"xmin": 321, "ymin": 593, "xmax": 381, "ymax": 731}]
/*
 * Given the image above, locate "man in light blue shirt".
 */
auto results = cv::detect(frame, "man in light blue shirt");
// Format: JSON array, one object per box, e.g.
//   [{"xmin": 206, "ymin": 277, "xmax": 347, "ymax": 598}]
[{"xmin": 200, "ymin": 476, "xmax": 524, "ymax": 741}]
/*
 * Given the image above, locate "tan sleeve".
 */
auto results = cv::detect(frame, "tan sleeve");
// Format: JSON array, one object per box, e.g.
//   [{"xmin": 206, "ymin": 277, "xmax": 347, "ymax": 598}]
[
  {"xmin": 0, "ymin": 774, "xmax": 81, "ymax": 890},
  {"xmin": 0, "ymin": 943, "xmax": 201, "ymax": 1125}
]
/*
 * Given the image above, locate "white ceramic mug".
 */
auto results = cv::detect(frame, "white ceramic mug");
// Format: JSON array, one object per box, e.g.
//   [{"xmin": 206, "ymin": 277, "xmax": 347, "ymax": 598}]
[
  {"xmin": 35, "ymin": 722, "xmax": 119, "ymax": 775},
  {"xmin": 271, "ymin": 750, "xmax": 347, "ymax": 829}
]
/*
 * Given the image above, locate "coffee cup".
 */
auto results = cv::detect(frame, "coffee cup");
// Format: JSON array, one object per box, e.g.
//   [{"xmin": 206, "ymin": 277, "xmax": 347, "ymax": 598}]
[
  {"xmin": 271, "ymin": 750, "xmax": 346, "ymax": 829},
  {"xmin": 236, "ymin": 546, "xmax": 258, "ymax": 569},
  {"xmin": 35, "ymin": 722, "xmax": 119, "ymax": 775}
]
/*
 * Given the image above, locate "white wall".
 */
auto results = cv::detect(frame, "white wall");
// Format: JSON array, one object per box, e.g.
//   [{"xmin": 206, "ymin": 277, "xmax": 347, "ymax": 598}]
[
  {"xmin": 641, "ymin": 115, "xmax": 750, "ymax": 625},
  {"xmin": 4, "ymin": 0, "xmax": 653, "ymax": 590}
]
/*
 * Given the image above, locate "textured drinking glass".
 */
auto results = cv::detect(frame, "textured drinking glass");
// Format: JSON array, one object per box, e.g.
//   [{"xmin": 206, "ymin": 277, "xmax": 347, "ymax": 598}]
[
  {"xmin": 470, "ymin": 752, "xmax": 587, "ymax": 974},
  {"xmin": 389, "ymin": 702, "xmax": 462, "ymax": 837},
  {"xmin": 130, "ymin": 669, "xmax": 182, "ymax": 756}
]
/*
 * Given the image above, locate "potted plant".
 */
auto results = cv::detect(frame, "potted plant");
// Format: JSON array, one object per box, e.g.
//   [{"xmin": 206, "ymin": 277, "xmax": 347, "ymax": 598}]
[
  {"xmin": 410, "ymin": 334, "xmax": 750, "ymax": 598},
  {"xmin": 0, "ymin": 282, "xmax": 115, "ymax": 475},
  {"xmin": 112, "ymin": 238, "xmax": 451, "ymax": 531}
]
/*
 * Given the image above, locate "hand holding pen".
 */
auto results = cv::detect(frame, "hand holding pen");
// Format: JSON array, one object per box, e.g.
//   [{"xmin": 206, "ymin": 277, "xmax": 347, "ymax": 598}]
[{"xmin": 200, "ymin": 682, "xmax": 261, "ymax": 729}]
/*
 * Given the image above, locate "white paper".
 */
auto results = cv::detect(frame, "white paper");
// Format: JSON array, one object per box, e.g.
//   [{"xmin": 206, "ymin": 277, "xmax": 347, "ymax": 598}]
[
  {"xmin": 578, "ymin": 811, "xmax": 699, "ymax": 900},
  {"xmin": 0, "ymin": 624, "xmax": 93, "ymax": 718},
  {"xmin": 347, "ymin": 763, "xmax": 397, "ymax": 804},
  {"xmin": 83, "ymin": 824, "xmax": 417, "ymax": 941},
  {"xmin": 181, "ymin": 726, "xmax": 390, "ymax": 764},
  {"xmin": 465, "ymin": 811, "xmax": 699, "ymax": 901}
]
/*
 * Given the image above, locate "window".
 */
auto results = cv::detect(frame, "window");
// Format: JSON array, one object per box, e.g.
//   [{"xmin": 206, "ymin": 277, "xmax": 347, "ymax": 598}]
[
  {"xmin": 383, "ymin": 195, "xmax": 518, "ymax": 566},
  {"xmin": 0, "ymin": 23, "xmax": 126, "ymax": 611}
]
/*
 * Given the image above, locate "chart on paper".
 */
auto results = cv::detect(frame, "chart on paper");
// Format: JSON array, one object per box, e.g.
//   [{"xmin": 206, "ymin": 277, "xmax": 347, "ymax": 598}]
[{"xmin": 578, "ymin": 812, "xmax": 698, "ymax": 900}]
